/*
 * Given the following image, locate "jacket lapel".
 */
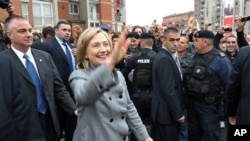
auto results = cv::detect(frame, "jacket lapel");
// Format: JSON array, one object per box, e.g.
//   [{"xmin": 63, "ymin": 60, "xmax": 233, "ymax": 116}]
[
  {"xmin": 7, "ymin": 49, "xmax": 34, "ymax": 85},
  {"xmin": 31, "ymin": 49, "xmax": 46, "ymax": 85},
  {"xmin": 53, "ymin": 39, "xmax": 71, "ymax": 66}
]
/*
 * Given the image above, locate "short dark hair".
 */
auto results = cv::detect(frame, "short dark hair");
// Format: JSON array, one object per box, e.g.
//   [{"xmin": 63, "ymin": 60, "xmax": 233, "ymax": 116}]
[
  {"xmin": 42, "ymin": 26, "xmax": 55, "ymax": 38},
  {"xmin": 54, "ymin": 21, "xmax": 70, "ymax": 29},
  {"xmin": 163, "ymin": 27, "xmax": 179, "ymax": 37},
  {"xmin": 111, "ymin": 33, "xmax": 119, "ymax": 41}
]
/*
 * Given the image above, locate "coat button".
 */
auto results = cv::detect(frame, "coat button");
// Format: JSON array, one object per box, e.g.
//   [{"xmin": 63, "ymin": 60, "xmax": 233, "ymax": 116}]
[
  {"xmin": 110, "ymin": 118, "xmax": 113, "ymax": 122},
  {"xmin": 99, "ymin": 85, "xmax": 103, "ymax": 89},
  {"xmin": 109, "ymin": 97, "xmax": 112, "ymax": 101},
  {"xmin": 119, "ymin": 95, "xmax": 123, "ymax": 98},
  {"xmin": 121, "ymin": 115, "xmax": 125, "ymax": 119}
]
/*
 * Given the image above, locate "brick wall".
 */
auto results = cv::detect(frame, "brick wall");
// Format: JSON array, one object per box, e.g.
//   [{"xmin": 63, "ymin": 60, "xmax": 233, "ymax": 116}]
[
  {"xmin": 58, "ymin": 1, "xmax": 70, "ymax": 20},
  {"xmin": 100, "ymin": 0, "xmax": 112, "ymax": 30},
  {"xmin": 0, "ymin": 0, "xmax": 22, "ymax": 22}
]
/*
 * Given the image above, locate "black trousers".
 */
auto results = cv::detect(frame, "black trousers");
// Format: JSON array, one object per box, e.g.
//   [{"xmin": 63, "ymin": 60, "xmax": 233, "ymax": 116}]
[
  {"xmin": 57, "ymin": 105, "xmax": 77, "ymax": 141},
  {"xmin": 38, "ymin": 112, "xmax": 58, "ymax": 141},
  {"xmin": 151, "ymin": 122, "xmax": 179, "ymax": 141},
  {"xmin": 130, "ymin": 90, "xmax": 152, "ymax": 141}
]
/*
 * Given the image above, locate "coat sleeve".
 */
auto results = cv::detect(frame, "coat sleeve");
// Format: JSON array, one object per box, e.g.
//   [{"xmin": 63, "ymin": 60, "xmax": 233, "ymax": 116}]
[
  {"xmin": 117, "ymin": 71, "xmax": 150, "ymax": 141},
  {"xmin": 48, "ymin": 54, "xmax": 77, "ymax": 114},
  {"xmin": 69, "ymin": 64, "xmax": 116, "ymax": 106}
]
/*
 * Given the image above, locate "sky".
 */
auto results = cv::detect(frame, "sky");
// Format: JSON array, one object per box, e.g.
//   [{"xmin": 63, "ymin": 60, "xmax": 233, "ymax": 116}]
[{"xmin": 125, "ymin": 0, "xmax": 194, "ymax": 26}]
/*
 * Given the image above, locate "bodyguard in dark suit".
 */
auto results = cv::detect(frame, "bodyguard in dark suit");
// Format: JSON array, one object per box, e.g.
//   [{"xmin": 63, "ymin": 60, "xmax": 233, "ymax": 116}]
[
  {"xmin": 227, "ymin": 46, "xmax": 250, "ymax": 125},
  {"xmin": 32, "ymin": 26, "xmax": 55, "ymax": 49},
  {"xmin": 151, "ymin": 27, "xmax": 185, "ymax": 141},
  {"xmin": 0, "ymin": 54, "xmax": 31, "ymax": 141},
  {"xmin": 1, "ymin": 15, "xmax": 77, "ymax": 141},
  {"xmin": 37, "ymin": 21, "xmax": 76, "ymax": 141}
]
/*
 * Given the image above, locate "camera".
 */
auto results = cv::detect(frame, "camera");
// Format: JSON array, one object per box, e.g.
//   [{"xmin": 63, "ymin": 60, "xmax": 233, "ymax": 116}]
[
  {"xmin": 0, "ymin": 0, "xmax": 10, "ymax": 9},
  {"xmin": 241, "ymin": 16, "xmax": 250, "ymax": 22}
]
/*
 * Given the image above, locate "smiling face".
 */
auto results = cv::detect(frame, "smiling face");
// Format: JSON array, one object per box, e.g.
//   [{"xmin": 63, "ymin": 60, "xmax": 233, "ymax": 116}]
[
  {"xmin": 85, "ymin": 32, "xmax": 112, "ymax": 66},
  {"xmin": 225, "ymin": 36, "xmax": 238, "ymax": 53}
]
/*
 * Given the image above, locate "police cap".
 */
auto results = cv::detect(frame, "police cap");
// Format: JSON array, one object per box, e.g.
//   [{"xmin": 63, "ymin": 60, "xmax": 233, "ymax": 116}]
[
  {"xmin": 99, "ymin": 24, "xmax": 109, "ymax": 33},
  {"xmin": 194, "ymin": 30, "xmax": 214, "ymax": 39}
]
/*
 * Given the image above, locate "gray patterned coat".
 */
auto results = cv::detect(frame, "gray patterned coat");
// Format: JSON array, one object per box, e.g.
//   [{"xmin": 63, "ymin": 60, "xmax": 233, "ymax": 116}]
[{"xmin": 69, "ymin": 64, "xmax": 149, "ymax": 141}]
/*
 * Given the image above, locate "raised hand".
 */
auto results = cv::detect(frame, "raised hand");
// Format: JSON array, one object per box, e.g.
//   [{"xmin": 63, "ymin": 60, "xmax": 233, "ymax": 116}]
[{"xmin": 106, "ymin": 26, "xmax": 130, "ymax": 71}]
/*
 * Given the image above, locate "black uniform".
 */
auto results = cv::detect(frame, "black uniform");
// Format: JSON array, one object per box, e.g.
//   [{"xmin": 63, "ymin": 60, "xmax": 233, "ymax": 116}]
[
  {"xmin": 122, "ymin": 48, "xmax": 156, "ymax": 123},
  {"xmin": 184, "ymin": 48, "xmax": 232, "ymax": 141}
]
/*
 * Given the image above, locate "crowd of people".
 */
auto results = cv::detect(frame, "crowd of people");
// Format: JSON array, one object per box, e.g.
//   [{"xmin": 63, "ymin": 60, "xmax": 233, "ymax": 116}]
[{"xmin": 1, "ymin": 1, "xmax": 250, "ymax": 141}]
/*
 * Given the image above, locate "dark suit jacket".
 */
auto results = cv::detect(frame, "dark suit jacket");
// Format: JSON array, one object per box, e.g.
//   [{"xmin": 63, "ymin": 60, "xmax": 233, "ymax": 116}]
[
  {"xmin": 227, "ymin": 46, "xmax": 250, "ymax": 124},
  {"xmin": 0, "ymin": 54, "xmax": 31, "ymax": 141},
  {"xmin": 38, "ymin": 38, "xmax": 74, "ymax": 98},
  {"xmin": 151, "ymin": 48, "xmax": 184, "ymax": 125},
  {"xmin": 31, "ymin": 39, "xmax": 42, "ymax": 49},
  {"xmin": 1, "ymin": 48, "xmax": 77, "ymax": 140}
]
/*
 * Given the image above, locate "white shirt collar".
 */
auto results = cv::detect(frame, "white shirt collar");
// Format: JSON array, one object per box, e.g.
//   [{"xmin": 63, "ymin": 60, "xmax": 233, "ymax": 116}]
[{"xmin": 11, "ymin": 46, "xmax": 37, "ymax": 68}]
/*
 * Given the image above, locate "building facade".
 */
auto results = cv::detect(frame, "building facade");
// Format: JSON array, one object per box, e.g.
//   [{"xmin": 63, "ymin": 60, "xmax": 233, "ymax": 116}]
[
  {"xmin": 162, "ymin": 11, "xmax": 194, "ymax": 30},
  {"xmin": 161, "ymin": 0, "xmax": 250, "ymax": 34},
  {"xmin": 0, "ymin": 0, "xmax": 126, "ymax": 33},
  {"xmin": 194, "ymin": 0, "xmax": 250, "ymax": 34}
]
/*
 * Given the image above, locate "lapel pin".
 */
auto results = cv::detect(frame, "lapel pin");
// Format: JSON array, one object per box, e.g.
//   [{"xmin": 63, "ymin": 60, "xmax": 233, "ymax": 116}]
[{"xmin": 39, "ymin": 59, "xmax": 43, "ymax": 62}]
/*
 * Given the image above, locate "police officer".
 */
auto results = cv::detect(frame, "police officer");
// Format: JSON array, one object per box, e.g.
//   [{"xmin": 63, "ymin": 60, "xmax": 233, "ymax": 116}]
[
  {"xmin": 122, "ymin": 33, "xmax": 156, "ymax": 141},
  {"xmin": 184, "ymin": 30, "xmax": 232, "ymax": 141}
]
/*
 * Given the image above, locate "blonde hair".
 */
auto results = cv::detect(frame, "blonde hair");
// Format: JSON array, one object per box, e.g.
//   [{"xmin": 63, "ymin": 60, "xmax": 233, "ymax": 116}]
[{"xmin": 76, "ymin": 27, "xmax": 113, "ymax": 70}]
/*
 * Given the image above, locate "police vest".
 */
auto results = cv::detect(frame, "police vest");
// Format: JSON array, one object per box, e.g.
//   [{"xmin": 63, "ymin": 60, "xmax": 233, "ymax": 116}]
[
  {"xmin": 185, "ymin": 49, "xmax": 225, "ymax": 103},
  {"xmin": 133, "ymin": 50, "xmax": 156, "ymax": 88}
]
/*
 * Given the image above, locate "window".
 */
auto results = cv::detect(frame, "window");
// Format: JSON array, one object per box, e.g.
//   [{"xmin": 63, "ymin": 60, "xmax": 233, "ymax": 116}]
[
  {"xmin": 22, "ymin": 2, "xmax": 29, "ymax": 21},
  {"xmin": 69, "ymin": 2, "xmax": 79, "ymax": 15},
  {"xmin": 90, "ymin": 22, "xmax": 100, "ymax": 27},
  {"xmin": 95, "ymin": 23, "xmax": 99, "ymax": 27},
  {"xmin": 32, "ymin": 1, "xmax": 54, "ymax": 27},
  {"xmin": 90, "ymin": 22, "xmax": 94, "ymax": 27}
]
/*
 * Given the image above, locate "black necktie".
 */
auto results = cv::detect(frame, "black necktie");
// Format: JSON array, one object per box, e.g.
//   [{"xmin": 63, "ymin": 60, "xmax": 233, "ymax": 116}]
[
  {"xmin": 62, "ymin": 42, "xmax": 73, "ymax": 72},
  {"xmin": 23, "ymin": 54, "xmax": 48, "ymax": 114}
]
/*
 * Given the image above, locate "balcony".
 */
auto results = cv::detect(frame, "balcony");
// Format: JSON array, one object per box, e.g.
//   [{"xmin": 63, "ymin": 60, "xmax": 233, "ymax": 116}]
[{"xmin": 89, "ymin": 13, "xmax": 100, "ymax": 20}]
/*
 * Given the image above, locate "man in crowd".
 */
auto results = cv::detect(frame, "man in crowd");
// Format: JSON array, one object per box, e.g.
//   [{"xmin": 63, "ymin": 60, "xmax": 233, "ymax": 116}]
[
  {"xmin": 122, "ymin": 33, "xmax": 156, "ymax": 140},
  {"xmin": 0, "ymin": 54, "xmax": 31, "ymax": 141},
  {"xmin": 184, "ymin": 30, "xmax": 232, "ymax": 141},
  {"xmin": 1, "ymin": 15, "xmax": 77, "ymax": 141},
  {"xmin": 151, "ymin": 27, "xmax": 185, "ymax": 141},
  {"xmin": 32, "ymin": 26, "xmax": 55, "ymax": 49},
  {"xmin": 37, "ymin": 20, "xmax": 77, "ymax": 141}
]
